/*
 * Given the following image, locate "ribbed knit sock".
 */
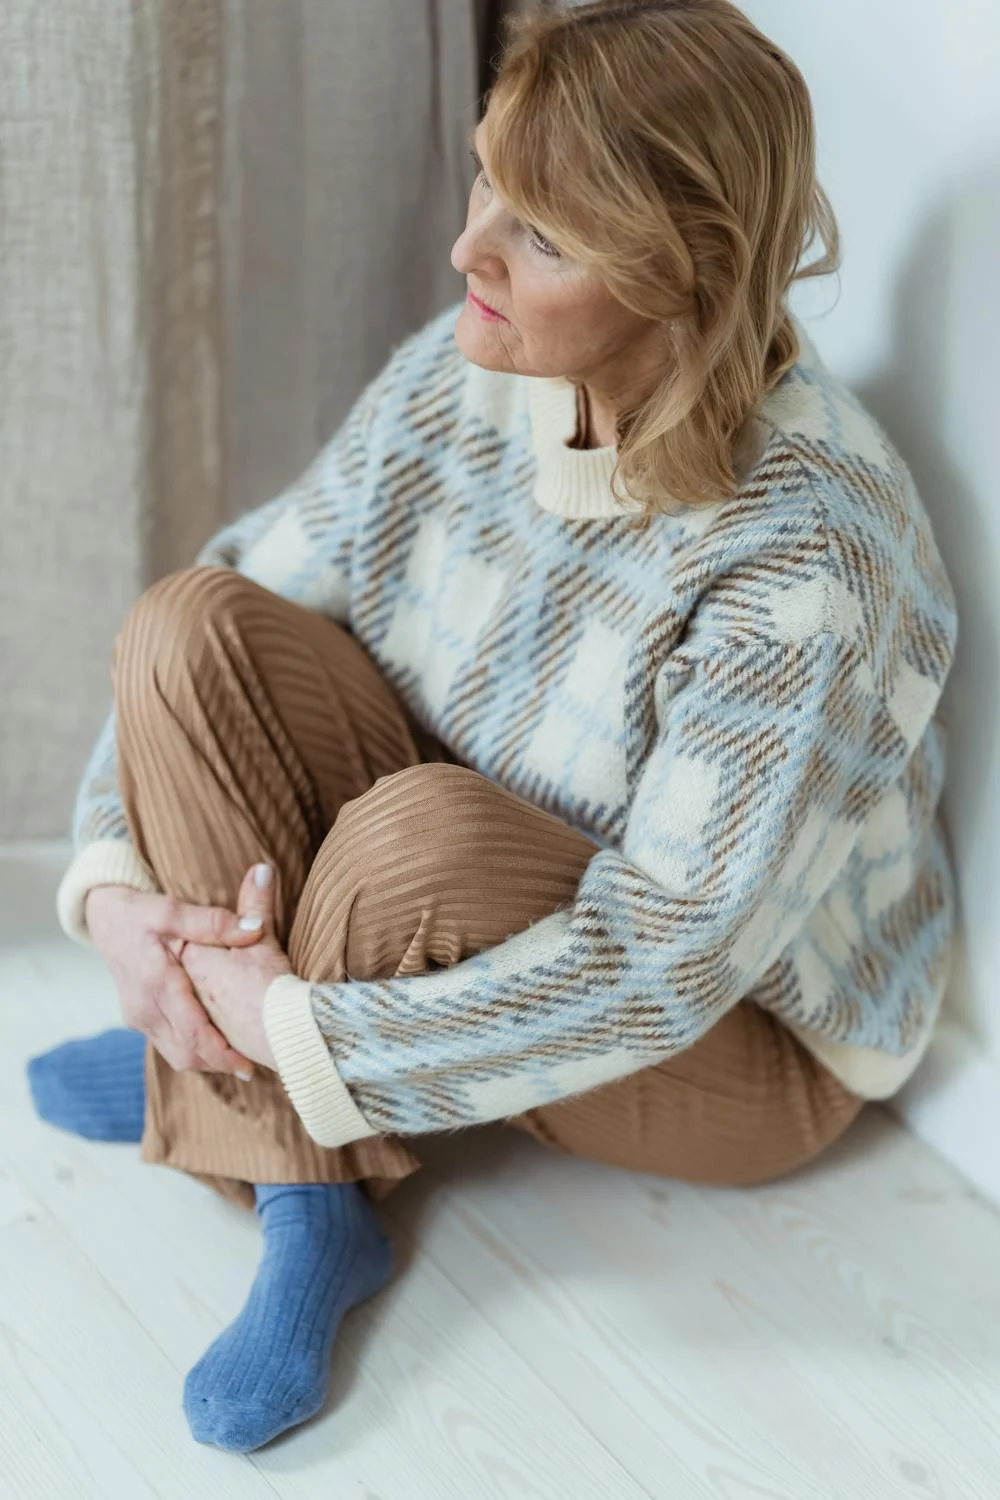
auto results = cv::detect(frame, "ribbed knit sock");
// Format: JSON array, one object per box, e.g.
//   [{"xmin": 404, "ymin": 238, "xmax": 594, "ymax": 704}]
[
  {"xmin": 183, "ymin": 1181, "xmax": 393, "ymax": 1452},
  {"xmin": 26, "ymin": 1027, "xmax": 146, "ymax": 1143}
]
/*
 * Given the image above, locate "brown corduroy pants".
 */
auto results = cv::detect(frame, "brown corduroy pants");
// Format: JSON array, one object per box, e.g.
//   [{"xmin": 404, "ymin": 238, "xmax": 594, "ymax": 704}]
[{"xmin": 111, "ymin": 566, "xmax": 865, "ymax": 1211}]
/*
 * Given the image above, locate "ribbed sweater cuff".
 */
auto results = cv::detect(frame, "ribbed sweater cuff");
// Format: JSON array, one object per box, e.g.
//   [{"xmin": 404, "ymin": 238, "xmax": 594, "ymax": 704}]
[
  {"xmin": 56, "ymin": 840, "xmax": 160, "ymax": 947},
  {"xmin": 785, "ymin": 1017, "xmax": 934, "ymax": 1100},
  {"xmin": 263, "ymin": 974, "xmax": 377, "ymax": 1147}
]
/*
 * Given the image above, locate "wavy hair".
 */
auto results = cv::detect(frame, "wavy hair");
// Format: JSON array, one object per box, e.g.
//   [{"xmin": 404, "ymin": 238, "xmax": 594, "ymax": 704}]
[{"xmin": 485, "ymin": 0, "xmax": 840, "ymax": 523}]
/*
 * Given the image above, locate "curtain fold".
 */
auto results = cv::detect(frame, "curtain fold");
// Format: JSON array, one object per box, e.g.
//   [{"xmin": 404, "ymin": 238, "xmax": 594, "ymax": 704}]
[{"xmin": 1, "ymin": 0, "xmax": 499, "ymax": 836}]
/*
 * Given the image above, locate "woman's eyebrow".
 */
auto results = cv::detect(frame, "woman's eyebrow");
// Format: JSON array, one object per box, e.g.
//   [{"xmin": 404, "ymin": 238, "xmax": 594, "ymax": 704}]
[{"xmin": 468, "ymin": 122, "xmax": 527, "ymax": 225}]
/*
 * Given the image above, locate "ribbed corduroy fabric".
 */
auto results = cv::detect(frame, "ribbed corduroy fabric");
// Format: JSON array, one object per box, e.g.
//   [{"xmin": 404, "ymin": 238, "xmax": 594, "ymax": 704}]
[
  {"xmin": 183, "ymin": 1182, "xmax": 393, "ymax": 1451},
  {"xmin": 109, "ymin": 564, "xmax": 864, "ymax": 1206}
]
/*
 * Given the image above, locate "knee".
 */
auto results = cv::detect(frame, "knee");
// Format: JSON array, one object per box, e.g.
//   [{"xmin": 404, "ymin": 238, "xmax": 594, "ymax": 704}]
[
  {"xmin": 294, "ymin": 763, "xmax": 490, "ymax": 980},
  {"xmin": 115, "ymin": 566, "xmax": 259, "ymax": 707},
  {"xmin": 333, "ymin": 763, "xmax": 486, "ymax": 879},
  {"xmin": 119, "ymin": 566, "xmax": 256, "ymax": 659}
]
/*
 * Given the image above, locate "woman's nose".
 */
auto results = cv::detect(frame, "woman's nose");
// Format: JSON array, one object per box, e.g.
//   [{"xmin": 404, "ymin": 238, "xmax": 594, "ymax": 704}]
[
  {"xmin": 451, "ymin": 208, "xmax": 502, "ymax": 275},
  {"xmin": 451, "ymin": 224, "xmax": 481, "ymax": 275}
]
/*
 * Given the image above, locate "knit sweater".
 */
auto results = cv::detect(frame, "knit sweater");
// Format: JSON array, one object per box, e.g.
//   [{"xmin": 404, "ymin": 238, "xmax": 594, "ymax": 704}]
[{"xmin": 57, "ymin": 299, "xmax": 959, "ymax": 1149}]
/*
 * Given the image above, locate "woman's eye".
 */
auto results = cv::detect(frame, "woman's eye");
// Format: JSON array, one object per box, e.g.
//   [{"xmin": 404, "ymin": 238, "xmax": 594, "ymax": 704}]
[
  {"xmin": 469, "ymin": 149, "xmax": 490, "ymax": 191},
  {"xmin": 469, "ymin": 148, "xmax": 559, "ymax": 258},
  {"xmin": 529, "ymin": 231, "xmax": 559, "ymax": 258}
]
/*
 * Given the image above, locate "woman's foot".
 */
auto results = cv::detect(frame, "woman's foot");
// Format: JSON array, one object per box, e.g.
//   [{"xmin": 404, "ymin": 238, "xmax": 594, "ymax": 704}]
[
  {"xmin": 27, "ymin": 1027, "xmax": 146, "ymax": 1142},
  {"xmin": 183, "ymin": 1181, "xmax": 393, "ymax": 1452}
]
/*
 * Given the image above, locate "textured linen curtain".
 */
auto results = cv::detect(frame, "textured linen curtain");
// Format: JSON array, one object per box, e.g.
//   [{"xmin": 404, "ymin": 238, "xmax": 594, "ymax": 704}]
[{"xmin": 1, "ymin": 0, "xmax": 499, "ymax": 837}]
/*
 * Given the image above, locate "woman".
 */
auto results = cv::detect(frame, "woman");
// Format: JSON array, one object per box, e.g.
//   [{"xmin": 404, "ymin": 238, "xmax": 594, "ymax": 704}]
[{"xmin": 29, "ymin": 0, "xmax": 958, "ymax": 1457}]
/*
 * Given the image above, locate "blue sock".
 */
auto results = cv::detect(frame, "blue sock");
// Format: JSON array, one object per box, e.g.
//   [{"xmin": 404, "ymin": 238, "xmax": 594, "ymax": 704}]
[
  {"xmin": 27, "ymin": 1027, "xmax": 146, "ymax": 1143},
  {"xmin": 183, "ymin": 1181, "xmax": 393, "ymax": 1452}
]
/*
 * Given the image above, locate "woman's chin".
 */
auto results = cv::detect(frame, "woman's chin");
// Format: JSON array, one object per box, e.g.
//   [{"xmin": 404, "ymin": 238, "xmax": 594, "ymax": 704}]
[{"xmin": 454, "ymin": 305, "xmax": 513, "ymax": 371}]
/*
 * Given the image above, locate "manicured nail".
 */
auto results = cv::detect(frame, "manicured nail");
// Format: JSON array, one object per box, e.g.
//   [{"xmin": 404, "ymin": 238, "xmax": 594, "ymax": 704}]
[
  {"xmin": 236, "ymin": 1069, "xmax": 253, "ymax": 1082},
  {"xmin": 254, "ymin": 863, "xmax": 272, "ymax": 888},
  {"xmin": 238, "ymin": 914, "xmax": 263, "ymax": 931}
]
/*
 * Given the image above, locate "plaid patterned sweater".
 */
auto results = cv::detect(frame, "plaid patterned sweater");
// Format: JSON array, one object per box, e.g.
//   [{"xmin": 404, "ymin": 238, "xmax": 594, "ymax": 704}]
[{"xmin": 57, "ymin": 299, "xmax": 959, "ymax": 1148}]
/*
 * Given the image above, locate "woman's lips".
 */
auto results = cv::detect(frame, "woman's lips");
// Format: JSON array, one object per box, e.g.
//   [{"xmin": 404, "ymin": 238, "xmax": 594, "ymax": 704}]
[{"xmin": 467, "ymin": 289, "xmax": 507, "ymax": 323}]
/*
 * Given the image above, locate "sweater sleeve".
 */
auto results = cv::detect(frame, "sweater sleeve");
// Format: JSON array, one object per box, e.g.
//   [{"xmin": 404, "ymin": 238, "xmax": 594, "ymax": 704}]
[
  {"xmin": 56, "ymin": 374, "xmax": 384, "ymax": 946},
  {"xmin": 263, "ymin": 629, "xmax": 913, "ymax": 1147}
]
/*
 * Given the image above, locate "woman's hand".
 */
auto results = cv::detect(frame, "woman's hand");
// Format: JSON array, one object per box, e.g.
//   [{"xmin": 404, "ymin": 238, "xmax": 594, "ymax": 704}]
[
  {"xmin": 85, "ymin": 884, "xmax": 266, "ymax": 1078},
  {"xmin": 180, "ymin": 864, "xmax": 291, "ymax": 1071}
]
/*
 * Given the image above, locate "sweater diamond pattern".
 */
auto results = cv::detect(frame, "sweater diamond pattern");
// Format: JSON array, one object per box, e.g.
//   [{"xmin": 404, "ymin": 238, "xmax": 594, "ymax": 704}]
[{"xmin": 70, "ymin": 300, "xmax": 959, "ymax": 1131}]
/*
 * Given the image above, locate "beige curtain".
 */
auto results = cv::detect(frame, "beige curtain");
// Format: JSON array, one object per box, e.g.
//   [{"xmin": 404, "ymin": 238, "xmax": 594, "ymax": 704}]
[{"xmin": 1, "ymin": 0, "xmax": 499, "ymax": 838}]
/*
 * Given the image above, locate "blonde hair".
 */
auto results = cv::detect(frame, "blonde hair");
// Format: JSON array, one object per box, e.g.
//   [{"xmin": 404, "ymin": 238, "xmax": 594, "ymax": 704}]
[{"xmin": 486, "ymin": 0, "xmax": 839, "ymax": 524}]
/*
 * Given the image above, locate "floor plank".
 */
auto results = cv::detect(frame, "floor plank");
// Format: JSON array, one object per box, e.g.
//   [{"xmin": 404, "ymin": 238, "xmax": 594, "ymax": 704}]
[
  {"xmin": 0, "ymin": 1181, "xmax": 279, "ymax": 1500},
  {"xmin": 1, "ymin": 846, "xmax": 999, "ymax": 1498},
  {"xmin": 402, "ymin": 1121, "xmax": 1000, "ymax": 1500}
]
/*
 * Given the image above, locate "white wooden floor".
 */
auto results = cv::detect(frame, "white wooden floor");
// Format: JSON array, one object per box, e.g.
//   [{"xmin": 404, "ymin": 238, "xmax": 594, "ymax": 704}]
[{"xmin": 1, "ymin": 847, "xmax": 999, "ymax": 1499}]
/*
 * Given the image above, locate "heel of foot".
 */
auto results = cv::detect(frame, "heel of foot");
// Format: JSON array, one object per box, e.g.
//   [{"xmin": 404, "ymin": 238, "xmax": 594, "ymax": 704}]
[
  {"xmin": 355, "ymin": 1225, "xmax": 394, "ymax": 1305},
  {"xmin": 183, "ymin": 1183, "xmax": 394, "ymax": 1453}
]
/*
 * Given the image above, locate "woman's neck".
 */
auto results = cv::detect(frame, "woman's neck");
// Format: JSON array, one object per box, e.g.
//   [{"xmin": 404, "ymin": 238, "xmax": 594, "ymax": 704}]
[
  {"xmin": 574, "ymin": 384, "xmax": 590, "ymax": 449},
  {"xmin": 573, "ymin": 383, "xmax": 609, "ymax": 450},
  {"xmin": 574, "ymin": 381, "xmax": 624, "ymax": 450}
]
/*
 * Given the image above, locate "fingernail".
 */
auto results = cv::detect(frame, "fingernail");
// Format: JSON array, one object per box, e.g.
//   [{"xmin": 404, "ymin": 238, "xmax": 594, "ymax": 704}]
[
  {"xmin": 254, "ymin": 863, "xmax": 272, "ymax": 888},
  {"xmin": 236, "ymin": 1069, "xmax": 253, "ymax": 1082},
  {"xmin": 238, "ymin": 914, "xmax": 263, "ymax": 931}
]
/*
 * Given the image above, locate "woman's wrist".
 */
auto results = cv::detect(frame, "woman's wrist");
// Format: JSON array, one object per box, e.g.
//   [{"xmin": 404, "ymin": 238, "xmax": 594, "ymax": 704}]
[
  {"xmin": 56, "ymin": 840, "xmax": 159, "ymax": 947},
  {"xmin": 262, "ymin": 975, "xmax": 377, "ymax": 1147}
]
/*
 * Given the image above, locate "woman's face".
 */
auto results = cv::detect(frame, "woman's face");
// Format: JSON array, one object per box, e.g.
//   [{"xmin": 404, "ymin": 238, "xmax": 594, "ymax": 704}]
[{"xmin": 450, "ymin": 118, "xmax": 657, "ymax": 396}]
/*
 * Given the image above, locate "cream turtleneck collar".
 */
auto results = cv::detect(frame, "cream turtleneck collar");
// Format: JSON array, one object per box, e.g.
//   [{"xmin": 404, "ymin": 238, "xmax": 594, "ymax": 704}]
[
  {"xmin": 525, "ymin": 372, "xmax": 771, "ymax": 523},
  {"xmin": 526, "ymin": 374, "xmax": 689, "ymax": 520}
]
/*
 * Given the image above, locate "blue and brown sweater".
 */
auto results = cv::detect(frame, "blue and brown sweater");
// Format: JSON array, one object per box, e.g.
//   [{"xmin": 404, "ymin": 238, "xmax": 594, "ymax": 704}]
[{"xmin": 57, "ymin": 299, "xmax": 959, "ymax": 1147}]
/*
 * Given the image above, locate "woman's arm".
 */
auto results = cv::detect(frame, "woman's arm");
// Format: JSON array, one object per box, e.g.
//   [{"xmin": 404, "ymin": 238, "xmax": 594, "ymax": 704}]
[{"xmin": 260, "ymin": 624, "xmax": 946, "ymax": 1146}]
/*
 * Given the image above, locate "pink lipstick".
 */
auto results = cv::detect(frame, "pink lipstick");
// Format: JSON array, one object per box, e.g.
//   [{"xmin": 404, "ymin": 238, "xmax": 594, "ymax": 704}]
[{"xmin": 467, "ymin": 289, "xmax": 507, "ymax": 323}]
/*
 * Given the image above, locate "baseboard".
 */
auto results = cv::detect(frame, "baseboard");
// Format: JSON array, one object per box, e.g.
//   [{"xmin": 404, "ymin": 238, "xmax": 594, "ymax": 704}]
[
  {"xmin": 888, "ymin": 1019, "xmax": 1000, "ymax": 1208},
  {"xmin": 0, "ymin": 838, "xmax": 72, "ymax": 858}
]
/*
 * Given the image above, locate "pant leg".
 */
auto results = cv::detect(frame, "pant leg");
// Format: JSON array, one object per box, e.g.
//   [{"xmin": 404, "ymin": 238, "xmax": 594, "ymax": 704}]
[
  {"xmin": 289, "ymin": 762, "xmax": 865, "ymax": 1188},
  {"xmin": 113, "ymin": 566, "xmax": 457, "ymax": 1206},
  {"xmin": 513, "ymin": 1002, "xmax": 866, "ymax": 1186},
  {"xmin": 115, "ymin": 564, "xmax": 863, "ymax": 1201}
]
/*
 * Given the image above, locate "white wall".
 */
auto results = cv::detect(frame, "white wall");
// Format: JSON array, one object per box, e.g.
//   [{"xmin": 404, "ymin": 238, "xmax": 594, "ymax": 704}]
[{"xmin": 742, "ymin": 1, "xmax": 1000, "ymax": 1070}]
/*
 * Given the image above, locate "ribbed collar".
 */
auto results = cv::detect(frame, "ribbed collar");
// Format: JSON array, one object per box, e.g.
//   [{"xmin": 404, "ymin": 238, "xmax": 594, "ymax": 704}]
[
  {"xmin": 522, "ymin": 332, "xmax": 813, "ymax": 521},
  {"xmin": 525, "ymin": 375, "xmax": 643, "ymax": 518},
  {"xmin": 526, "ymin": 374, "xmax": 691, "ymax": 520}
]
